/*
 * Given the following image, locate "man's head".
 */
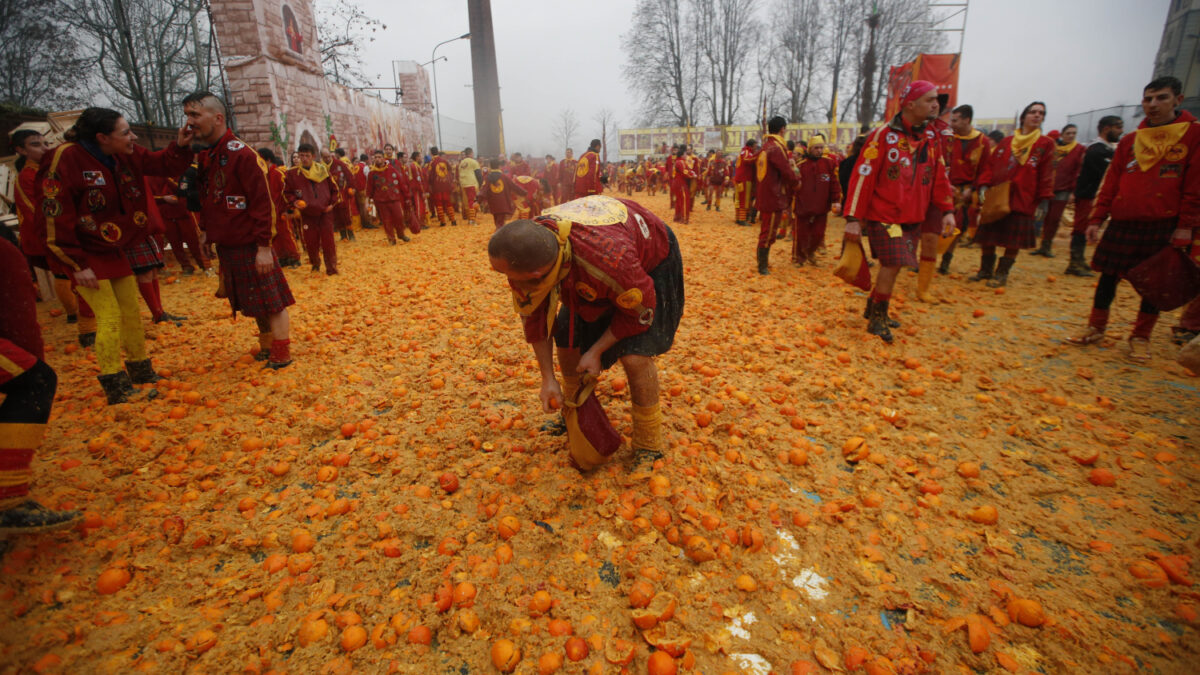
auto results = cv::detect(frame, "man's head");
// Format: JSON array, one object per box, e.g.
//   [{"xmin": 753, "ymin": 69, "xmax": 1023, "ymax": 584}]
[
  {"xmin": 488, "ymin": 220, "xmax": 560, "ymax": 288},
  {"xmin": 430, "ymin": 146, "xmax": 440, "ymax": 156},
  {"xmin": 1060, "ymin": 124, "xmax": 1078, "ymax": 144},
  {"xmin": 1098, "ymin": 115, "xmax": 1124, "ymax": 143},
  {"xmin": 11, "ymin": 129, "xmax": 47, "ymax": 167},
  {"xmin": 359, "ymin": 153, "xmax": 368, "ymax": 162},
  {"xmin": 545, "ymin": 154, "xmax": 554, "ymax": 162},
  {"xmin": 767, "ymin": 116, "xmax": 787, "ymax": 135},
  {"xmin": 1019, "ymin": 101, "xmax": 1046, "ymax": 131},
  {"xmin": 68, "ymin": 107, "xmax": 136, "ymax": 155},
  {"xmin": 807, "ymin": 135, "xmax": 825, "ymax": 159},
  {"xmin": 296, "ymin": 143, "xmax": 316, "ymax": 168},
  {"xmin": 745, "ymin": 139, "xmax": 757, "ymax": 149},
  {"xmin": 464, "ymin": 147, "xmax": 474, "ymax": 157},
  {"xmin": 950, "ymin": 104, "xmax": 974, "ymax": 135},
  {"xmin": 987, "ymin": 130, "xmax": 1005, "ymax": 144},
  {"xmin": 900, "ymin": 81, "xmax": 939, "ymax": 125},
  {"xmin": 181, "ymin": 92, "xmax": 227, "ymax": 145},
  {"xmin": 588, "ymin": 139, "xmax": 601, "ymax": 152},
  {"xmin": 383, "ymin": 143, "xmax": 395, "ymax": 157},
  {"xmin": 1143, "ymin": 76, "xmax": 1184, "ymax": 125},
  {"xmin": 565, "ymin": 148, "xmax": 574, "ymax": 159},
  {"xmin": 335, "ymin": 148, "xmax": 346, "ymax": 158},
  {"xmin": 372, "ymin": 149, "xmax": 387, "ymax": 167},
  {"xmin": 320, "ymin": 149, "xmax": 333, "ymax": 164},
  {"xmin": 489, "ymin": 158, "xmax": 502, "ymax": 170},
  {"xmin": 257, "ymin": 147, "xmax": 282, "ymax": 166},
  {"xmin": 512, "ymin": 152, "xmax": 523, "ymax": 162},
  {"xmin": 410, "ymin": 151, "xmax": 421, "ymax": 161},
  {"xmin": 935, "ymin": 93, "xmax": 950, "ymax": 120}
]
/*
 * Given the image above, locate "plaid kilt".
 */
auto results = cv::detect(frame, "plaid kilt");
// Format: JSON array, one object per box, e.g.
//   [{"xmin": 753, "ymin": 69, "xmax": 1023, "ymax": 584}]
[
  {"xmin": 216, "ymin": 244, "xmax": 295, "ymax": 318},
  {"xmin": 974, "ymin": 212, "xmax": 1037, "ymax": 250},
  {"xmin": 1092, "ymin": 219, "xmax": 1177, "ymax": 276},
  {"xmin": 865, "ymin": 221, "xmax": 919, "ymax": 268},
  {"xmin": 123, "ymin": 236, "xmax": 164, "ymax": 273}
]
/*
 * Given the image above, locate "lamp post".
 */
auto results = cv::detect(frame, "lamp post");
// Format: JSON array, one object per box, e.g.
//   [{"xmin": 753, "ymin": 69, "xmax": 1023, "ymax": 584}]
[{"xmin": 432, "ymin": 32, "xmax": 471, "ymax": 150}]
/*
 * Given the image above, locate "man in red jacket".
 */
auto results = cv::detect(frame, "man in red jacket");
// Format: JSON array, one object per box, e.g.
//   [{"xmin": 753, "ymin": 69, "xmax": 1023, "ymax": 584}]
[
  {"xmin": 286, "ymin": 143, "xmax": 342, "ymax": 274},
  {"xmin": 483, "ymin": 159, "xmax": 523, "ymax": 229},
  {"xmin": 792, "ymin": 135, "xmax": 841, "ymax": 266},
  {"xmin": 365, "ymin": 150, "xmax": 412, "ymax": 244},
  {"xmin": 733, "ymin": 139, "xmax": 759, "ymax": 226},
  {"xmin": 1032, "ymin": 123, "xmax": 1086, "ymax": 257},
  {"xmin": 755, "ymin": 117, "xmax": 800, "ymax": 274},
  {"xmin": 574, "ymin": 139, "xmax": 604, "ymax": 199},
  {"xmin": 843, "ymin": 81, "xmax": 955, "ymax": 342},
  {"xmin": 427, "ymin": 146, "xmax": 457, "ymax": 227},
  {"xmin": 185, "ymin": 92, "xmax": 295, "ymax": 368},
  {"xmin": 148, "ymin": 176, "xmax": 209, "ymax": 274},
  {"xmin": 1067, "ymin": 76, "xmax": 1200, "ymax": 362},
  {"xmin": 559, "ymin": 149, "xmax": 577, "ymax": 205},
  {"xmin": 939, "ymin": 104, "xmax": 992, "ymax": 274},
  {"xmin": 324, "ymin": 148, "xmax": 356, "ymax": 241}
]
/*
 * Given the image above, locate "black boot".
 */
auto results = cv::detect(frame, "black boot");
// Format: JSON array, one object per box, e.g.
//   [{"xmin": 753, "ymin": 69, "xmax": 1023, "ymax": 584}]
[
  {"xmin": 339, "ymin": 230, "xmax": 349, "ymax": 241},
  {"xmin": 757, "ymin": 247, "xmax": 770, "ymax": 275},
  {"xmin": 1065, "ymin": 234, "xmax": 1095, "ymax": 277},
  {"xmin": 937, "ymin": 252, "xmax": 952, "ymax": 275},
  {"xmin": 126, "ymin": 358, "xmax": 161, "ymax": 385},
  {"xmin": 988, "ymin": 256, "xmax": 1015, "ymax": 288},
  {"xmin": 1030, "ymin": 240, "xmax": 1053, "ymax": 257},
  {"xmin": 747, "ymin": 207, "xmax": 758, "ymax": 224},
  {"xmin": 863, "ymin": 297, "xmax": 900, "ymax": 328},
  {"xmin": 348, "ymin": 229, "xmax": 356, "ymax": 241},
  {"xmin": 0, "ymin": 501, "xmax": 83, "ymax": 534},
  {"xmin": 78, "ymin": 332, "xmax": 96, "ymax": 348},
  {"xmin": 98, "ymin": 372, "xmax": 131, "ymax": 405},
  {"xmin": 867, "ymin": 300, "xmax": 894, "ymax": 343},
  {"xmin": 969, "ymin": 253, "xmax": 996, "ymax": 282}
]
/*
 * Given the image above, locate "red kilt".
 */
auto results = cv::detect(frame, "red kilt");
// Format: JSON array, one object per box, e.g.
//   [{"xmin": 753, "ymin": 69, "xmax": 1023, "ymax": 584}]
[
  {"xmin": 974, "ymin": 213, "xmax": 1037, "ymax": 250},
  {"xmin": 216, "ymin": 244, "xmax": 295, "ymax": 318},
  {"xmin": 123, "ymin": 236, "xmax": 164, "ymax": 273},
  {"xmin": 865, "ymin": 221, "xmax": 919, "ymax": 268},
  {"xmin": 1091, "ymin": 219, "xmax": 1177, "ymax": 276}
]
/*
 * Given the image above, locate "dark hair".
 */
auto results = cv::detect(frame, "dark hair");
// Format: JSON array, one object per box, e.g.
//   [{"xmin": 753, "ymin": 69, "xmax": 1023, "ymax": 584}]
[
  {"xmin": 464, "ymin": 147, "xmax": 473, "ymax": 155},
  {"xmin": 952, "ymin": 104, "xmax": 974, "ymax": 121},
  {"xmin": 490, "ymin": 158, "xmax": 502, "ymax": 169},
  {"xmin": 297, "ymin": 142, "xmax": 316, "ymax": 154},
  {"xmin": 372, "ymin": 149, "xmax": 384, "ymax": 156},
  {"xmin": 335, "ymin": 148, "xmax": 346, "ymax": 157},
  {"xmin": 430, "ymin": 146, "xmax": 439, "ymax": 155},
  {"xmin": 1145, "ymin": 76, "xmax": 1182, "ymax": 96},
  {"xmin": 674, "ymin": 145, "xmax": 686, "ymax": 158},
  {"xmin": 359, "ymin": 153, "xmax": 368, "ymax": 161},
  {"xmin": 988, "ymin": 129, "xmax": 1005, "ymax": 143},
  {"xmin": 1098, "ymin": 115, "xmax": 1123, "ymax": 133},
  {"xmin": 11, "ymin": 129, "xmax": 42, "ymax": 170},
  {"xmin": 850, "ymin": 136, "xmax": 866, "ymax": 154},
  {"xmin": 410, "ymin": 151, "xmax": 420, "ymax": 160},
  {"xmin": 257, "ymin": 147, "xmax": 280, "ymax": 165},
  {"xmin": 181, "ymin": 91, "xmax": 226, "ymax": 113},
  {"xmin": 1061, "ymin": 124, "xmax": 1077, "ymax": 133},
  {"xmin": 744, "ymin": 139, "xmax": 757, "ymax": 148},
  {"xmin": 64, "ymin": 107, "xmax": 123, "ymax": 143},
  {"xmin": 589, "ymin": 139, "xmax": 601, "ymax": 151},
  {"xmin": 1019, "ymin": 101, "xmax": 1046, "ymax": 126},
  {"xmin": 786, "ymin": 140, "xmax": 796, "ymax": 151}
]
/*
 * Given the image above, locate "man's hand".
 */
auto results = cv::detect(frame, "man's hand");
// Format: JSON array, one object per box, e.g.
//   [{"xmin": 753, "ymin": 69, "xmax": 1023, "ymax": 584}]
[
  {"xmin": 941, "ymin": 212, "xmax": 956, "ymax": 238},
  {"xmin": 1086, "ymin": 224, "xmax": 1101, "ymax": 245},
  {"xmin": 161, "ymin": 194, "xmax": 179, "ymax": 204},
  {"xmin": 539, "ymin": 378, "xmax": 564, "ymax": 413},
  {"xmin": 1033, "ymin": 200, "xmax": 1048, "ymax": 222},
  {"xmin": 324, "ymin": 205, "xmax": 334, "ymax": 213},
  {"xmin": 1171, "ymin": 227, "xmax": 1193, "ymax": 248},
  {"xmin": 254, "ymin": 246, "xmax": 274, "ymax": 276},
  {"xmin": 1067, "ymin": 194, "xmax": 1076, "ymax": 205},
  {"xmin": 74, "ymin": 267, "xmax": 99, "ymax": 289},
  {"xmin": 177, "ymin": 124, "xmax": 195, "ymax": 148},
  {"xmin": 576, "ymin": 349, "xmax": 602, "ymax": 377},
  {"xmin": 843, "ymin": 219, "xmax": 862, "ymax": 238}
]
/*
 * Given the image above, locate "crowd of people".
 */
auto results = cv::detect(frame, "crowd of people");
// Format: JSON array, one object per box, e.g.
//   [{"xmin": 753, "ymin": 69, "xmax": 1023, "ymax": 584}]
[{"xmin": 3, "ymin": 75, "xmax": 1199, "ymax": 532}]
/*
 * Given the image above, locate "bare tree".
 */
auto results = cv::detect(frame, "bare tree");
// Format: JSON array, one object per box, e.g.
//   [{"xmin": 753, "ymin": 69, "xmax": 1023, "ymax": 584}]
[
  {"xmin": 0, "ymin": 0, "xmax": 92, "ymax": 110},
  {"xmin": 764, "ymin": 0, "xmax": 820, "ymax": 124},
  {"xmin": 821, "ymin": 0, "xmax": 865, "ymax": 123},
  {"xmin": 621, "ymin": 0, "xmax": 700, "ymax": 126},
  {"xmin": 552, "ymin": 108, "xmax": 580, "ymax": 154},
  {"xmin": 694, "ymin": 0, "xmax": 758, "ymax": 125},
  {"xmin": 314, "ymin": 0, "xmax": 385, "ymax": 88},
  {"xmin": 593, "ymin": 108, "xmax": 619, "ymax": 162},
  {"xmin": 863, "ymin": 0, "xmax": 948, "ymax": 123}
]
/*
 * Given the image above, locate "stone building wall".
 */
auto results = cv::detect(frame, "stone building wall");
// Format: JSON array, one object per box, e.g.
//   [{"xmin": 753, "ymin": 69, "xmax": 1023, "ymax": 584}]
[{"xmin": 209, "ymin": 0, "xmax": 434, "ymax": 159}]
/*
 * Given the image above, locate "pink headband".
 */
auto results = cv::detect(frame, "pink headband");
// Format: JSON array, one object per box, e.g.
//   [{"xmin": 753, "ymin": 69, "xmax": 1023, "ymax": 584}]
[{"xmin": 901, "ymin": 80, "xmax": 936, "ymax": 106}]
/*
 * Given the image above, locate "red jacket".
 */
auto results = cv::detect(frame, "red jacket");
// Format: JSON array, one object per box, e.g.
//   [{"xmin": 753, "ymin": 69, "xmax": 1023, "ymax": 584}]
[
  {"xmin": 1089, "ymin": 110, "xmax": 1200, "ymax": 230},
  {"xmin": 755, "ymin": 135, "xmax": 799, "ymax": 213},
  {"xmin": 1051, "ymin": 142, "xmax": 1086, "ymax": 193},
  {"xmin": 147, "ymin": 175, "xmax": 192, "ymax": 221},
  {"xmin": 483, "ymin": 170, "xmax": 521, "ymax": 215},
  {"xmin": 707, "ymin": 158, "xmax": 728, "ymax": 185},
  {"xmin": 429, "ymin": 155, "xmax": 455, "ymax": 193},
  {"xmin": 285, "ymin": 165, "xmax": 341, "ymax": 222},
  {"xmin": 984, "ymin": 132, "xmax": 1056, "ymax": 216},
  {"xmin": 508, "ymin": 160, "xmax": 532, "ymax": 178},
  {"xmin": 192, "ymin": 130, "xmax": 275, "ymax": 249},
  {"xmin": 39, "ymin": 140, "xmax": 191, "ymax": 278},
  {"xmin": 794, "ymin": 155, "xmax": 842, "ymax": 216},
  {"xmin": 16, "ymin": 163, "xmax": 45, "ymax": 257},
  {"xmin": 559, "ymin": 158, "xmax": 577, "ymax": 194},
  {"xmin": 0, "ymin": 238, "xmax": 43, "ymax": 387},
  {"xmin": 329, "ymin": 158, "xmax": 355, "ymax": 204},
  {"xmin": 948, "ymin": 131, "xmax": 993, "ymax": 187},
  {"xmin": 671, "ymin": 157, "xmax": 694, "ymax": 188},
  {"xmin": 734, "ymin": 146, "xmax": 760, "ymax": 183},
  {"xmin": 844, "ymin": 116, "xmax": 954, "ymax": 225},
  {"xmin": 574, "ymin": 150, "xmax": 603, "ymax": 197},
  {"xmin": 367, "ymin": 164, "xmax": 408, "ymax": 202},
  {"xmin": 519, "ymin": 198, "xmax": 671, "ymax": 344}
]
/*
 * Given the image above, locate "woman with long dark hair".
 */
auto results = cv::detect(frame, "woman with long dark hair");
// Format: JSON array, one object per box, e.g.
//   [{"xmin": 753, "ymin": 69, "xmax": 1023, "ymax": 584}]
[{"xmin": 38, "ymin": 107, "xmax": 194, "ymax": 404}]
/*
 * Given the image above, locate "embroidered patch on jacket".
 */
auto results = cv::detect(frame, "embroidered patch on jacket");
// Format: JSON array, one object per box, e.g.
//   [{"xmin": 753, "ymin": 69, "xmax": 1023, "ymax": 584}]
[
  {"xmin": 82, "ymin": 171, "xmax": 106, "ymax": 187},
  {"xmin": 575, "ymin": 282, "xmax": 598, "ymax": 302},
  {"xmin": 227, "ymin": 195, "xmax": 247, "ymax": 210},
  {"xmin": 616, "ymin": 288, "xmax": 643, "ymax": 310}
]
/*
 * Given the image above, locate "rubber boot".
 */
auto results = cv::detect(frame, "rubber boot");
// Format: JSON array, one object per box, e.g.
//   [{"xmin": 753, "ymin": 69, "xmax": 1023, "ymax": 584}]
[
  {"xmin": 757, "ymin": 247, "xmax": 770, "ymax": 275},
  {"xmin": 863, "ymin": 298, "xmax": 900, "ymax": 328},
  {"xmin": 987, "ymin": 256, "xmax": 1014, "ymax": 288},
  {"xmin": 867, "ymin": 300, "xmax": 895, "ymax": 344},
  {"xmin": 78, "ymin": 332, "xmax": 96, "ymax": 348},
  {"xmin": 348, "ymin": 229, "xmax": 356, "ymax": 241},
  {"xmin": 1065, "ymin": 234, "xmax": 1094, "ymax": 277},
  {"xmin": 748, "ymin": 207, "xmax": 758, "ymax": 224},
  {"xmin": 916, "ymin": 260, "xmax": 939, "ymax": 303},
  {"xmin": 126, "ymin": 358, "xmax": 161, "ymax": 385},
  {"xmin": 0, "ymin": 501, "xmax": 83, "ymax": 534},
  {"xmin": 1030, "ymin": 239, "xmax": 1053, "ymax": 257},
  {"xmin": 937, "ymin": 252, "xmax": 953, "ymax": 275},
  {"xmin": 98, "ymin": 372, "xmax": 131, "ymax": 405},
  {"xmin": 969, "ymin": 253, "xmax": 996, "ymax": 282},
  {"xmin": 339, "ymin": 230, "xmax": 349, "ymax": 241}
]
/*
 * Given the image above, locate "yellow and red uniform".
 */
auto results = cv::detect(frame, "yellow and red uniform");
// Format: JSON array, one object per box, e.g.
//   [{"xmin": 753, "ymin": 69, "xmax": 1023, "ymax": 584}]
[
  {"xmin": 428, "ymin": 155, "xmax": 456, "ymax": 225},
  {"xmin": 734, "ymin": 144, "xmax": 759, "ymax": 223},
  {"xmin": 366, "ymin": 163, "xmax": 410, "ymax": 243},
  {"xmin": 574, "ymin": 150, "xmax": 603, "ymax": 198},
  {"xmin": 754, "ymin": 135, "xmax": 799, "ymax": 249}
]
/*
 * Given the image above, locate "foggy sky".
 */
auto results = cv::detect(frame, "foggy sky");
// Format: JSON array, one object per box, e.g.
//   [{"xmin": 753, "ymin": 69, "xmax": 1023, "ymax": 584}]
[{"xmin": 355, "ymin": 0, "xmax": 1171, "ymax": 154}]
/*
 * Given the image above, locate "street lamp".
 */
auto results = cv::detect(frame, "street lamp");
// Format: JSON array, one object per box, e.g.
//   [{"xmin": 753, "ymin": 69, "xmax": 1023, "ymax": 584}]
[{"xmin": 432, "ymin": 32, "xmax": 471, "ymax": 150}]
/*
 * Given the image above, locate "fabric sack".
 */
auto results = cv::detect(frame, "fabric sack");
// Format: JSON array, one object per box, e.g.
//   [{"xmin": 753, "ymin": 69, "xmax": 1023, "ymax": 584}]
[{"xmin": 562, "ymin": 375, "xmax": 622, "ymax": 470}]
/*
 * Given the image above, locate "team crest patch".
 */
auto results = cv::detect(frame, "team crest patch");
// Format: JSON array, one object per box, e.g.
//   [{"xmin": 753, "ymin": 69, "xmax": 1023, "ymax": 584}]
[
  {"xmin": 575, "ymin": 282, "xmax": 598, "ymax": 302},
  {"xmin": 99, "ymin": 222, "xmax": 122, "ymax": 242},
  {"xmin": 490, "ymin": 181, "xmax": 504, "ymax": 193},
  {"xmin": 133, "ymin": 211, "xmax": 148, "ymax": 226},
  {"xmin": 80, "ymin": 216, "xmax": 97, "ymax": 231},
  {"xmin": 858, "ymin": 164, "xmax": 872, "ymax": 176},
  {"xmin": 227, "ymin": 195, "xmax": 247, "ymax": 210},
  {"xmin": 1166, "ymin": 144, "xmax": 1188, "ymax": 162},
  {"xmin": 887, "ymin": 165, "xmax": 901, "ymax": 180},
  {"xmin": 82, "ymin": 171, "xmax": 106, "ymax": 187},
  {"xmin": 634, "ymin": 213, "xmax": 650, "ymax": 238},
  {"xmin": 42, "ymin": 199, "xmax": 62, "ymax": 217},
  {"xmin": 885, "ymin": 132, "xmax": 898, "ymax": 145},
  {"xmin": 887, "ymin": 148, "xmax": 900, "ymax": 163},
  {"xmin": 1160, "ymin": 163, "xmax": 1182, "ymax": 179},
  {"xmin": 228, "ymin": 140, "xmax": 245, "ymax": 151},
  {"xmin": 616, "ymin": 288, "xmax": 643, "ymax": 310},
  {"xmin": 42, "ymin": 180, "xmax": 61, "ymax": 198},
  {"xmin": 576, "ymin": 162, "xmax": 589, "ymax": 177},
  {"xmin": 87, "ymin": 189, "xmax": 106, "ymax": 212},
  {"xmin": 862, "ymin": 147, "xmax": 879, "ymax": 160},
  {"xmin": 638, "ymin": 308, "xmax": 654, "ymax": 326}
]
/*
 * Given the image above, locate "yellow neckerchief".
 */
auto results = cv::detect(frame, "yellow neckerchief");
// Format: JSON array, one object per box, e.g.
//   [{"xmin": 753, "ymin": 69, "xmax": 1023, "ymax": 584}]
[
  {"xmin": 953, "ymin": 129, "xmax": 981, "ymax": 141},
  {"xmin": 1010, "ymin": 128, "xmax": 1042, "ymax": 165},
  {"xmin": 370, "ymin": 163, "xmax": 391, "ymax": 173},
  {"xmin": 298, "ymin": 161, "xmax": 330, "ymax": 183},
  {"xmin": 1054, "ymin": 140, "xmax": 1079, "ymax": 159},
  {"xmin": 757, "ymin": 134, "xmax": 786, "ymax": 181},
  {"xmin": 512, "ymin": 221, "xmax": 573, "ymax": 339},
  {"xmin": 1133, "ymin": 117, "xmax": 1191, "ymax": 171}
]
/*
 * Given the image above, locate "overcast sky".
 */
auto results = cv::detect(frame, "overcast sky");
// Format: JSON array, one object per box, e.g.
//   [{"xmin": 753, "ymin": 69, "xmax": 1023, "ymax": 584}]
[{"xmin": 355, "ymin": 0, "xmax": 1171, "ymax": 154}]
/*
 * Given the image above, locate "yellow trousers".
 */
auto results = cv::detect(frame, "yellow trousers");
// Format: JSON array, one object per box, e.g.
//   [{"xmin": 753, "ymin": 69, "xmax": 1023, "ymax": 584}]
[{"xmin": 74, "ymin": 276, "xmax": 147, "ymax": 375}]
